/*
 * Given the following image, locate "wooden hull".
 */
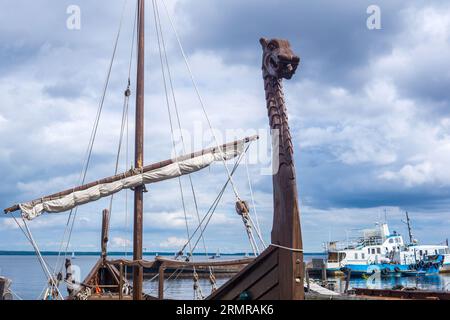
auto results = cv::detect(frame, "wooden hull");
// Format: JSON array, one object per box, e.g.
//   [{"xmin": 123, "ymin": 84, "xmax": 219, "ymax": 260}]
[{"xmin": 208, "ymin": 246, "xmax": 303, "ymax": 300}]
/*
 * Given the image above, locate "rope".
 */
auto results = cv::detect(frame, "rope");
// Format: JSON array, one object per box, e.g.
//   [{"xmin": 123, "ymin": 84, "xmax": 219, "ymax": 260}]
[
  {"xmin": 10, "ymin": 290, "xmax": 24, "ymax": 301},
  {"xmin": 245, "ymin": 152, "xmax": 265, "ymax": 245},
  {"xmin": 160, "ymin": 0, "xmax": 242, "ymax": 201},
  {"xmin": 52, "ymin": 0, "xmax": 129, "ymax": 277},
  {"xmin": 177, "ymin": 153, "xmax": 243, "ymax": 256},
  {"xmin": 21, "ymin": 218, "xmax": 64, "ymax": 299},
  {"xmin": 107, "ymin": 0, "xmax": 136, "ymax": 216},
  {"xmin": 240, "ymin": 212, "xmax": 260, "ymax": 256},
  {"xmin": 160, "ymin": 0, "xmax": 262, "ymax": 260},
  {"xmin": 11, "ymin": 214, "xmax": 62, "ymax": 299},
  {"xmin": 108, "ymin": 81, "xmax": 131, "ymax": 214},
  {"xmin": 123, "ymin": 0, "xmax": 137, "ymax": 272},
  {"xmin": 246, "ymin": 212, "xmax": 266, "ymax": 250},
  {"xmin": 153, "ymin": 0, "xmax": 216, "ymax": 291},
  {"xmin": 152, "ymin": 0, "xmax": 196, "ymax": 279},
  {"xmin": 193, "ymin": 272, "xmax": 204, "ymax": 300},
  {"xmin": 269, "ymin": 243, "xmax": 304, "ymax": 253},
  {"xmin": 188, "ymin": 144, "xmax": 251, "ymax": 255}
]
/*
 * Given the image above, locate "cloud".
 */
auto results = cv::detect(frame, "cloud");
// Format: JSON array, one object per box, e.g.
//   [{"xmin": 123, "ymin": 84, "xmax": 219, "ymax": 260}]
[
  {"xmin": 0, "ymin": 218, "xmax": 20, "ymax": 231},
  {"xmin": 0, "ymin": 1, "xmax": 450, "ymax": 252},
  {"xmin": 379, "ymin": 141, "xmax": 450, "ymax": 187},
  {"xmin": 160, "ymin": 236, "xmax": 187, "ymax": 249},
  {"xmin": 111, "ymin": 236, "xmax": 132, "ymax": 248}
]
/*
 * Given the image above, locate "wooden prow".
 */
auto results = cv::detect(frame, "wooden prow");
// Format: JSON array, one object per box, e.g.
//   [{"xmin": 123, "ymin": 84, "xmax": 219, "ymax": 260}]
[
  {"xmin": 209, "ymin": 38, "xmax": 304, "ymax": 300},
  {"xmin": 262, "ymin": 38, "xmax": 304, "ymax": 299}
]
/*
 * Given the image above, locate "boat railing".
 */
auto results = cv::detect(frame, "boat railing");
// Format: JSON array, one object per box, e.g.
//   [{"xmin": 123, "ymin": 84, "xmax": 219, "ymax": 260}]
[
  {"xmin": 327, "ymin": 242, "xmax": 359, "ymax": 251},
  {"xmin": 327, "ymin": 237, "xmax": 383, "ymax": 252},
  {"xmin": 359, "ymin": 236, "xmax": 383, "ymax": 247}
]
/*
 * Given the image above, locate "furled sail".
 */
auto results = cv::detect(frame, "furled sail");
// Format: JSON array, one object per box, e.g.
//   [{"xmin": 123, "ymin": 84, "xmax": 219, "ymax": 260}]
[{"xmin": 8, "ymin": 136, "xmax": 257, "ymax": 220}]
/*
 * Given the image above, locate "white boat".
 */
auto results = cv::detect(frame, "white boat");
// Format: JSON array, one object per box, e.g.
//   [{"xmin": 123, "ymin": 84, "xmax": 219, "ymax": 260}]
[{"xmin": 325, "ymin": 220, "xmax": 450, "ymax": 275}]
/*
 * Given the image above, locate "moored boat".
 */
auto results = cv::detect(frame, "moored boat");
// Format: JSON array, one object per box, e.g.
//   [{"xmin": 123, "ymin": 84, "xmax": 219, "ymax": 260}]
[{"xmin": 325, "ymin": 219, "xmax": 449, "ymax": 277}]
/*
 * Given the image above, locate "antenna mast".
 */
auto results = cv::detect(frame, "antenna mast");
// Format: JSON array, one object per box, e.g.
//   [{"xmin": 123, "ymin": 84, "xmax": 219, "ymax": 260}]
[{"xmin": 405, "ymin": 211, "xmax": 413, "ymax": 244}]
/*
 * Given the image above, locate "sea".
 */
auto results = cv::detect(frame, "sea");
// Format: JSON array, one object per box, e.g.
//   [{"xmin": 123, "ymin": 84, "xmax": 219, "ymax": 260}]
[{"xmin": 1, "ymin": 252, "xmax": 449, "ymax": 300}]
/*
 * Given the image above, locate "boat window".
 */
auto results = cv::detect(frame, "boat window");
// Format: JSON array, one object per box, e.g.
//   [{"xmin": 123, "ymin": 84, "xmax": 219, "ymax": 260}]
[
  {"xmin": 371, "ymin": 249, "xmax": 375, "ymax": 254},
  {"xmin": 389, "ymin": 239, "xmax": 394, "ymax": 243},
  {"xmin": 368, "ymin": 248, "xmax": 370, "ymax": 254},
  {"xmin": 362, "ymin": 253, "xmax": 365, "ymax": 259},
  {"xmin": 395, "ymin": 238, "xmax": 399, "ymax": 243},
  {"xmin": 327, "ymin": 252, "xmax": 338, "ymax": 262},
  {"xmin": 419, "ymin": 250, "xmax": 423, "ymax": 256},
  {"xmin": 377, "ymin": 248, "xmax": 381, "ymax": 254},
  {"xmin": 355, "ymin": 253, "xmax": 358, "ymax": 259}
]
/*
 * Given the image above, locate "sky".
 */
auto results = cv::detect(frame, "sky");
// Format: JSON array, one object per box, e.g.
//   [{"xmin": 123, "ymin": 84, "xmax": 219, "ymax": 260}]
[{"xmin": 0, "ymin": 0, "xmax": 450, "ymax": 253}]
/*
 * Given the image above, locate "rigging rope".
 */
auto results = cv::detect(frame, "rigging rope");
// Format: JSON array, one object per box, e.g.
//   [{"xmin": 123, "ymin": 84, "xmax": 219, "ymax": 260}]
[
  {"xmin": 238, "ymin": 207, "xmax": 260, "ymax": 256},
  {"xmin": 11, "ymin": 213, "xmax": 63, "ymax": 300},
  {"xmin": 160, "ymin": 0, "xmax": 242, "ymax": 202},
  {"xmin": 245, "ymin": 151, "xmax": 265, "ymax": 245},
  {"xmin": 181, "ymin": 144, "xmax": 250, "ymax": 255},
  {"xmin": 247, "ymin": 212, "xmax": 266, "ymax": 249},
  {"xmin": 159, "ymin": 0, "xmax": 265, "ymax": 258},
  {"xmin": 269, "ymin": 243, "xmax": 304, "ymax": 253},
  {"xmin": 51, "ymin": 0, "xmax": 129, "ymax": 282},
  {"xmin": 152, "ymin": 0, "xmax": 210, "ymax": 297},
  {"xmin": 21, "ymin": 217, "xmax": 64, "ymax": 299},
  {"xmin": 123, "ymin": 1, "xmax": 137, "ymax": 266},
  {"xmin": 107, "ymin": 0, "xmax": 137, "ymax": 220},
  {"xmin": 152, "ymin": 0, "xmax": 194, "ymax": 261},
  {"xmin": 108, "ymin": 81, "xmax": 131, "ymax": 213},
  {"xmin": 153, "ymin": 0, "xmax": 217, "ymax": 292}
]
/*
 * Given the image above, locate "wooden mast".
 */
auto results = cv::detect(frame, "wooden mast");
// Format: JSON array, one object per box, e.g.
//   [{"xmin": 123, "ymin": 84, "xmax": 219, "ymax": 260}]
[{"xmin": 133, "ymin": 0, "xmax": 145, "ymax": 301}]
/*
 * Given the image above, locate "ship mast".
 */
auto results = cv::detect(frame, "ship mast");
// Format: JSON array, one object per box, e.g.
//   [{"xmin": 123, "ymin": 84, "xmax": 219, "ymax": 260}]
[{"xmin": 133, "ymin": 0, "xmax": 145, "ymax": 300}]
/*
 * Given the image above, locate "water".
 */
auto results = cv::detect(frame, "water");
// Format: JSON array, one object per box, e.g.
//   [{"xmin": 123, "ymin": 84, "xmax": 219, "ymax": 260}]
[
  {"xmin": 0, "ymin": 254, "xmax": 245, "ymax": 300},
  {"xmin": 1, "ymin": 254, "xmax": 449, "ymax": 300},
  {"xmin": 337, "ymin": 274, "xmax": 450, "ymax": 293},
  {"xmin": 306, "ymin": 254, "xmax": 450, "ymax": 293}
]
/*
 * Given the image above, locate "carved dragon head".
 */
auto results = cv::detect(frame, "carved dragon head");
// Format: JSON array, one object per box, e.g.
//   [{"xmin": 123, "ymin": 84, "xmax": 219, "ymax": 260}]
[{"xmin": 260, "ymin": 38, "xmax": 300, "ymax": 80}]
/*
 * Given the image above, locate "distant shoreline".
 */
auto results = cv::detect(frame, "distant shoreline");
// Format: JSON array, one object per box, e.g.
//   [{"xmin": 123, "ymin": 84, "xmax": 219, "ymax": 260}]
[{"xmin": 0, "ymin": 250, "xmax": 325, "ymax": 256}]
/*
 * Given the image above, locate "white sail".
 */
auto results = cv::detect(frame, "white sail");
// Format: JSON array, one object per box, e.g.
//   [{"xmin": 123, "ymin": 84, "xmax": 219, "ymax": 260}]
[{"xmin": 19, "ymin": 142, "xmax": 244, "ymax": 220}]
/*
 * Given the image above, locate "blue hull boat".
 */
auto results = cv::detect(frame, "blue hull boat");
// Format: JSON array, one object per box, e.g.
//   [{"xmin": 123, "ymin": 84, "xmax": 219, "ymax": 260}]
[{"xmin": 342, "ymin": 255, "xmax": 444, "ymax": 277}]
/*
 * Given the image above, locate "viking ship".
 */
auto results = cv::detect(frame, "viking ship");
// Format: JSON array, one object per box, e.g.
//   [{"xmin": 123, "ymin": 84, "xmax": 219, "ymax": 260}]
[{"xmin": 4, "ymin": 0, "xmax": 304, "ymax": 300}]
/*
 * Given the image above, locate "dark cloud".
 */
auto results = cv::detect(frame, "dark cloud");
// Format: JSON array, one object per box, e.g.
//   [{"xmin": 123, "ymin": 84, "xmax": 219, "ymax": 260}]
[{"xmin": 176, "ymin": 0, "xmax": 407, "ymax": 87}]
